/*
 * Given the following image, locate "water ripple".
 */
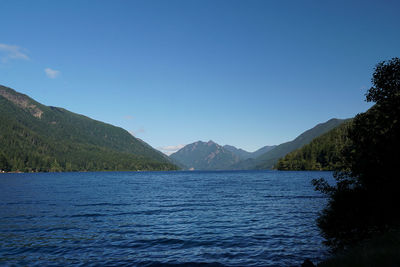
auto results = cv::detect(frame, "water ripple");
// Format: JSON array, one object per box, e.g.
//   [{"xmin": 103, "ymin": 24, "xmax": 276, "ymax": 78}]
[{"xmin": 0, "ymin": 170, "xmax": 332, "ymax": 266}]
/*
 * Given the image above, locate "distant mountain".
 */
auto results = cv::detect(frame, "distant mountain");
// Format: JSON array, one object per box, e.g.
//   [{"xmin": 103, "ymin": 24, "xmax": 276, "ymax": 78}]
[
  {"xmin": 276, "ymin": 120, "xmax": 352, "ymax": 171},
  {"xmin": 254, "ymin": 118, "xmax": 347, "ymax": 169},
  {"xmin": 170, "ymin": 140, "xmax": 240, "ymax": 170},
  {"xmin": 0, "ymin": 85, "xmax": 178, "ymax": 172},
  {"xmin": 223, "ymin": 145, "xmax": 276, "ymax": 160},
  {"xmin": 250, "ymin": 145, "xmax": 277, "ymax": 158},
  {"xmin": 223, "ymin": 145, "xmax": 252, "ymax": 160},
  {"xmin": 170, "ymin": 119, "xmax": 345, "ymax": 171}
]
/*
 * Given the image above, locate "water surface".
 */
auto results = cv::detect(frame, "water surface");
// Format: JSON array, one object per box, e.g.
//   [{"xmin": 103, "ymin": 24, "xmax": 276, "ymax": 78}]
[{"xmin": 0, "ymin": 170, "xmax": 331, "ymax": 266}]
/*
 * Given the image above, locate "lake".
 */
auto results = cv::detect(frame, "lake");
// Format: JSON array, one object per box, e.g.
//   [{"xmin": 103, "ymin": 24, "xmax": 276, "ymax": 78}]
[{"xmin": 0, "ymin": 170, "xmax": 332, "ymax": 266}]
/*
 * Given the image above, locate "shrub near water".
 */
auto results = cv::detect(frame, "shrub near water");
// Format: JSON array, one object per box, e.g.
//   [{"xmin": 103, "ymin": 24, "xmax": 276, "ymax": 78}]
[
  {"xmin": 318, "ymin": 229, "xmax": 400, "ymax": 267},
  {"xmin": 312, "ymin": 58, "xmax": 400, "ymax": 252}
]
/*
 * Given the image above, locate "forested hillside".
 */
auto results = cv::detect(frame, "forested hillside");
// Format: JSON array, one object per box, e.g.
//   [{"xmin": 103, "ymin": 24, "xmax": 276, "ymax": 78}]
[
  {"xmin": 276, "ymin": 120, "xmax": 352, "ymax": 170},
  {"xmin": 0, "ymin": 85, "xmax": 178, "ymax": 172},
  {"xmin": 248, "ymin": 118, "xmax": 346, "ymax": 169}
]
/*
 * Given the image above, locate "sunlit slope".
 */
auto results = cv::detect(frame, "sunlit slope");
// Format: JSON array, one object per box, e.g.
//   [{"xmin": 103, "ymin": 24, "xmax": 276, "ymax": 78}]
[{"xmin": 0, "ymin": 85, "xmax": 177, "ymax": 172}]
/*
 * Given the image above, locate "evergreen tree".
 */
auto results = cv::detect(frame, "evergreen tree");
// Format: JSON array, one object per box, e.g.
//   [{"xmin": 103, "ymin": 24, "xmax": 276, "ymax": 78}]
[
  {"xmin": 0, "ymin": 153, "xmax": 10, "ymax": 172},
  {"xmin": 276, "ymin": 121, "xmax": 351, "ymax": 171}
]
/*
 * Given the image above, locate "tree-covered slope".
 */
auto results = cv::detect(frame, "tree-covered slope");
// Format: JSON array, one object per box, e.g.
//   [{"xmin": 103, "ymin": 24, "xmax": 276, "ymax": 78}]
[
  {"xmin": 276, "ymin": 120, "xmax": 352, "ymax": 170},
  {"xmin": 0, "ymin": 85, "xmax": 177, "ymax": 172},
  {"xmin": 253, "ymin": 118, "xmax": 347, "ymax": 169}
]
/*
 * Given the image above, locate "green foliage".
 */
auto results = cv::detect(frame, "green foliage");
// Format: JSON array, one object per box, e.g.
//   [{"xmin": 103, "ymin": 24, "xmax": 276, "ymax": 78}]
[
  {"xmin": 254, "ymin": 118, "xmax": 346, "ymax": 169},
  {"xmin": 366, "ymin": 58, "xmax": 400, "ymax": 102},
  {"xmin": 313, "ymin": 57, "xmax": 400, "ymax": 251},
  {"xmin": 0, "ymin": 85, "xmax": 178, "ymax": 172},
  {"xmin": 0, "ymin": 152, "xmax": 10, "ymax": 172},
  {"xmin": 276, "ymin": 121, "xmax": 352, "ymax": 171}
]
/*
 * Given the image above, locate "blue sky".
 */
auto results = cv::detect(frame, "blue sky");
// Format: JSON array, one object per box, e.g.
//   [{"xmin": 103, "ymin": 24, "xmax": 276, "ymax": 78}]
[{"xmin": 1, "ymin": 0, "xmax": 399, "ymax": 154}]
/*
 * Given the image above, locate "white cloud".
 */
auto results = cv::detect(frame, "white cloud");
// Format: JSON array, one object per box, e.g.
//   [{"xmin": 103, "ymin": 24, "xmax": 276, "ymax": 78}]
[
  {"xmin": 157, "ymin": 144, "xmax": 185, "ymax": 155},
  {"xmin": 0, "ymin": 43, "xmax": 29, "ymax": 62},
  {"xmin": 44, "ymin": 68, "xmax": 60, "ymax": 79}
]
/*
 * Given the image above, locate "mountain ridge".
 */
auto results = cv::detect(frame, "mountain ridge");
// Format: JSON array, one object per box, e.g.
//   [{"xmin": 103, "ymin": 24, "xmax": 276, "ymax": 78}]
[
  {"xmin": 276, "ymin": 120, "xmax": 352, "ymax": 170},
  {"xmin": 170, "ymin": 141, "xmax": 277, "ymax": 170},
  {"xmin": 223, "ymin": 145, "xmax": 276, "ymax": 160},
  {"xmin": 252, "ymin": 118, "xmax": 348, "ymax": 169},
  {"xmin": 171, "ymin": 118, "xmax": 348, "ymax": 171}
]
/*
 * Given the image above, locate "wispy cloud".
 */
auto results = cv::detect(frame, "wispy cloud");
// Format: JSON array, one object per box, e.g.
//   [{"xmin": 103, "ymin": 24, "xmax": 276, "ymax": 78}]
[
  {"xmin": 124, "ymin": 115, "xmax": 134, "ymax": 120},
  {"xmin": 0, "ymin": 43, "xmax": 29, "ymax": 62},
  {"xmin": 44, "ymin": 68, "xmax": 60, "ymax": 79},
  {"xmin": 157, "ymin": 144, "xmax": 185, "ymax": 155}
]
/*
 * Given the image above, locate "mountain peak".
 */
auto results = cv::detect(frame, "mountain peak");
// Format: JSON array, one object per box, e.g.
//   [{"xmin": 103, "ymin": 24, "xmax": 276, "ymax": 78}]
[
  {"xmin": 170, "ymin": 140, "xmax": 239, "ymax": 170},
  {"xmin": 170, "ymin": 142, "xmax": 278, "ymax": 170},
  {"xmin": 207, "ymin": 140, "xmax": 216, "ymax": 146}
]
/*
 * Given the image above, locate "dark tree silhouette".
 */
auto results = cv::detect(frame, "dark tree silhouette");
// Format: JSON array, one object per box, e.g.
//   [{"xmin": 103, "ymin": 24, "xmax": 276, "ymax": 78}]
[{"xmin": 313, "ymin": 57, "xmax": 400, "ymax": 251}]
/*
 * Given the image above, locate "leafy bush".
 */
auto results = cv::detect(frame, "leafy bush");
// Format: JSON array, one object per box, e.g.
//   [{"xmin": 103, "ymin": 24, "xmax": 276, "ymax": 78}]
[{"xmin": 313, "ymin": 58, "xmax": 400, "ymax": 251}]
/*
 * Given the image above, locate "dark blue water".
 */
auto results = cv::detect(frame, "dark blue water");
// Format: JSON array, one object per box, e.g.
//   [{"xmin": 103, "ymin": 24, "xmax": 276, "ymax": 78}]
[{"xmin": 0, "ymin": 170, "xmax": 332, "ymax": 266}]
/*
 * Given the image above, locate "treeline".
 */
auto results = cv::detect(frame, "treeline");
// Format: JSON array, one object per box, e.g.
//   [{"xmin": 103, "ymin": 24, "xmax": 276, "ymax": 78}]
[
  {"xmin": 276, "ymin": 120, "xmax": 352, "ymax": 171},
  {"xmin": 0, "ymin": 151, "xmax": 178, "ymax": 173},
  {"xmin": 0, "ymin": 120, "xmax": 177, "ymax": 172}
]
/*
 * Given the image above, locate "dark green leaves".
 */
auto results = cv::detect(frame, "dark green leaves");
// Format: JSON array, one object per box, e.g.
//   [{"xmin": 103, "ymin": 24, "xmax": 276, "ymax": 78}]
[{"xmin": 313, "ymin": 57, "xmax": 400, "ymax": 251}]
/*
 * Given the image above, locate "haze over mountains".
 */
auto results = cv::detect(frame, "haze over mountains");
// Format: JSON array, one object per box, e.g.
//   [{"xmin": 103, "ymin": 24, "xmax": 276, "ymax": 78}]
[
  {"xmin": 0, "ymin": 85, "xmax": 177, "ymax": 172},
  {"xmin": 170, "ymin": 118, "xmax": 346, "ymax": 170}
]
